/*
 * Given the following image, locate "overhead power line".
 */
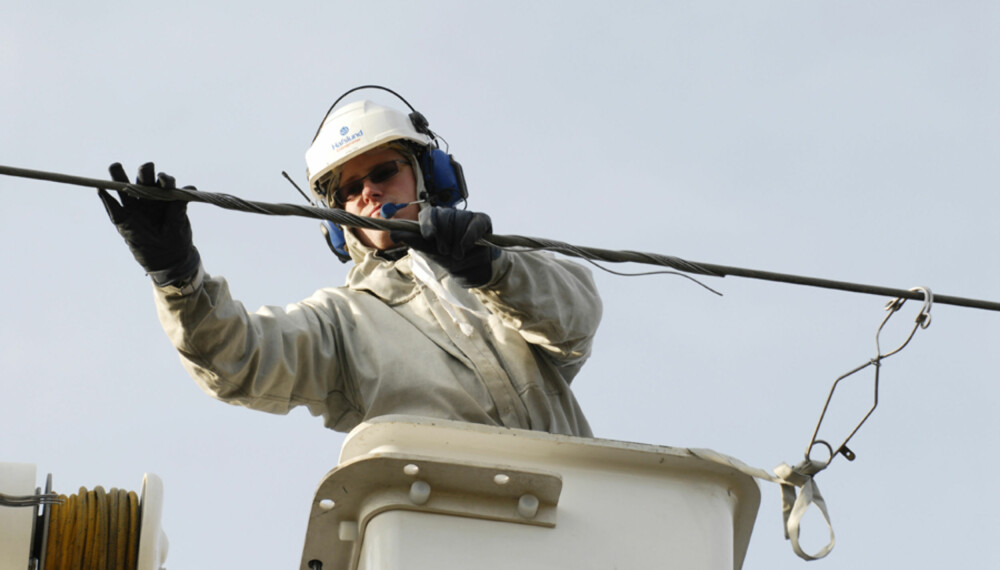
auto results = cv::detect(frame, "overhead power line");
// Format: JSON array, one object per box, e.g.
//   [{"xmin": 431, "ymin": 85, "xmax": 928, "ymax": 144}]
[{"xmin": 3, "ymin": 163, "xmax": 999, "ymax": 312}]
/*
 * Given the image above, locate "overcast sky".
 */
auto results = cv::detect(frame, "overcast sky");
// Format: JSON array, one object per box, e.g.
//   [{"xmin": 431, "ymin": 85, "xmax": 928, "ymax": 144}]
[{"xmin": 3, "ymin": 2, "xmax": 998, "ymax": 569}]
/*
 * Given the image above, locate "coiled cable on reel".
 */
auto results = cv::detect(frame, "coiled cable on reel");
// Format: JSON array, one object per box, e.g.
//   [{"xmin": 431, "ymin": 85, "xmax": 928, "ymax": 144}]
[
  {"xmin": 1, "ymin": 467, "xmax": 165, "ymax": 570},
  {"xmin": 43, "ymin": 486, "xmax": 141, "ymax": 570}
]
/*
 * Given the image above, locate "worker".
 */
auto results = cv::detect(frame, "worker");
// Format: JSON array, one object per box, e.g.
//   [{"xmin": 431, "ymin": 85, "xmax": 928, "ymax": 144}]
[{"xmin": 98, "ymin": 95, "xmax": 602, "ymax": 437}]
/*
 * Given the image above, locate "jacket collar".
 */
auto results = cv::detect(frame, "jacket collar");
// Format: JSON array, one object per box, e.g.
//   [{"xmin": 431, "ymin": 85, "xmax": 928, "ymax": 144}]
[{"xmin": 344, "ymin": 229, "xmax": 420, "ymax": 304}]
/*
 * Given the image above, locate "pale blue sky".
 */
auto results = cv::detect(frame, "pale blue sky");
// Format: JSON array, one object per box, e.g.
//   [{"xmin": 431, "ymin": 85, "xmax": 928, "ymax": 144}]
[{"xmin": 3, "ymin": 2, "xmax": 998, "ymax": 568}]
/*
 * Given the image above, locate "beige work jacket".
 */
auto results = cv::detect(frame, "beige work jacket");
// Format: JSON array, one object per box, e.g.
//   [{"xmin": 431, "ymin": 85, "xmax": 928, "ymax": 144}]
[{"xmin": 153, "ymin": 235, "xmax": 601, "ymax": 436}]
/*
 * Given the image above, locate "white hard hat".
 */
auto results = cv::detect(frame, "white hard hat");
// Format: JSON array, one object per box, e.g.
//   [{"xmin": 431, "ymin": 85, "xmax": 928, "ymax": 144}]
[{"xmin": 305, "ymin": 100, "xmax": 433, "ymax": 205}]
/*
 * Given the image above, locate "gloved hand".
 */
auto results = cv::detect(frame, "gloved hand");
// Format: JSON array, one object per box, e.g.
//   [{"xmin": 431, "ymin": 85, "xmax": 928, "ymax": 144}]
[
  {"xmin": 98, "ymin": 162, "xmax": 201, "ymax": 287},
  {"xmin": 390, "ymin": 207, "xmax": 498, "ymax": 288}
]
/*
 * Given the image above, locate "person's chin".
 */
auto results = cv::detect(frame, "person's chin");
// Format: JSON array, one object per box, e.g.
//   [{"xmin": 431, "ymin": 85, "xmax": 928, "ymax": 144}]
[{"xmin": 369, "ymin": 233, "xmax": 395, "ymax": 251}]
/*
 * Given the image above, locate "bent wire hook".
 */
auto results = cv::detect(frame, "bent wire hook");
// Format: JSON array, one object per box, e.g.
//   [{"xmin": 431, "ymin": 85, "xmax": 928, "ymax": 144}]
[{"xmin": 806, "ymin": 287, "xmax": 933, "ymax": 465}]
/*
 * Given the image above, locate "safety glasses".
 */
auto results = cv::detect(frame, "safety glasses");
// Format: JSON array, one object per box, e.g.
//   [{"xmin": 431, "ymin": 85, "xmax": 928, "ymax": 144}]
[{"xmin": 333, "ymin": 159, "xmax": 409, "ymax": 205}]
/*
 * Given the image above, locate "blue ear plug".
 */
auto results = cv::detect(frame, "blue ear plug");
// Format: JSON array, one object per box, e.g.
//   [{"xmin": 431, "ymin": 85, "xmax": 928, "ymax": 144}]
[{"xmin": 380, "ymin": 200, "xmax": 424, "ymax": 219}]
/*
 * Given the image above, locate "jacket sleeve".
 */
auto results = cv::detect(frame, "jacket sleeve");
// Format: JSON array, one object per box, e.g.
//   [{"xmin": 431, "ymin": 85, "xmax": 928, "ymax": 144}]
[
  {"xmin": 152, "ymin": 265, "xmax": 364, "ymax": 431},
  {"xmin": 472, "ymin": 250, "xmax": 602, "ymax": 369}
]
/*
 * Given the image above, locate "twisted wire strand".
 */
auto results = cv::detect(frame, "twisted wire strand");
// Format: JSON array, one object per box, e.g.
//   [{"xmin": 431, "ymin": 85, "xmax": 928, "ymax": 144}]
[
  {"xmin": 4, "ymin": 163, "xmax": 1000, "ymax": 311},
  {"xmin": 123, "ymin": 182, "xmax": 726, "ymax": 277},
  {"xmin": 123, "ymin": 181, "xmax": 725, "ymax": 292},
  {"xmin": 3, "ymin": 164, "xmax": 722, "ymax": 277}
]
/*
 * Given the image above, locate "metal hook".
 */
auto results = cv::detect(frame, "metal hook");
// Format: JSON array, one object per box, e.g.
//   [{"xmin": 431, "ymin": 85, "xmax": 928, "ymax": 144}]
[
  {"xmin": 805, "ymin": 286, "xmax": 932, "ymax": 465},
  {"xmin": 877, "ymin": 287, "xmax": 932, "ymax": 359}
]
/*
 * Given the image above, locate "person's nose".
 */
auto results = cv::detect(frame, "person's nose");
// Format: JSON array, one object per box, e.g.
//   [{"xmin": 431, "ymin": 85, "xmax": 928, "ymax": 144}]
[{"xmin": 359, "ymin": 179, "xmax": 384, "ymax": 203}]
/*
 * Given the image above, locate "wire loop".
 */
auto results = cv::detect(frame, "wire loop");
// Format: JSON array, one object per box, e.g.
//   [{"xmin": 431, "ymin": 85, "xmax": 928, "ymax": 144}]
[{"xmin": 805, "ymin": 439, "xmax": 835, "ymax": 466}]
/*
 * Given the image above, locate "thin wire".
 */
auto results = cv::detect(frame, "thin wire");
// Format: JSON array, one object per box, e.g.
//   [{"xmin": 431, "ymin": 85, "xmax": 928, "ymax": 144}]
[
  {"xmin": 281, "ymin": 171, "xmax": 315, "ymax": 206},
  {"xmin": 0, "ymin": 491, "xmax": 64, "ymax": 506},
  {"xmin": 4, "ymin": 163, "xmax": 1000, "ymax": 312},
  {"xmin": 503, "ymin": 244, "xmax": 723, "ymax": 296}
]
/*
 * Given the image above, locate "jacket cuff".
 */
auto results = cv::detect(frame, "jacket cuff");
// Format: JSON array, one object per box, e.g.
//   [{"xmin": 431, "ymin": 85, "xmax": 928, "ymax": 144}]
[
  {"xmin": 148, "ymin": 246, "xmax": 202, "ymax": 288},
  {"xmin": 155, "ymin": 263, "xmax": 205, "ymax": 297}
]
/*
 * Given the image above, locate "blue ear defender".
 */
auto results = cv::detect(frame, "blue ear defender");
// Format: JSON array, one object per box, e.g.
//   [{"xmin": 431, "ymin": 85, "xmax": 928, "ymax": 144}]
[
  {"xmin": 321, "ymin": 220, "xmax": 351, "ymax": 262},
  {"xmin": 421, "ymin": 148, "xmax": 468, "ymax": 207}
]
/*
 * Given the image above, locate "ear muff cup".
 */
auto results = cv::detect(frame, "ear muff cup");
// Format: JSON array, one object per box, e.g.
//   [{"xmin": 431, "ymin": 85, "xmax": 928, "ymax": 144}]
[{"xmin": 420, "ymin": 148, "xmax": 468, "ymax": 208}]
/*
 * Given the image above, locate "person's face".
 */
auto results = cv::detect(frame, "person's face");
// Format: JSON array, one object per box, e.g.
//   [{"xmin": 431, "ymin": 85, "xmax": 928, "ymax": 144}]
[{"xmin": 336, "ymin": 147, "xmax": 419, "ymax": 250}]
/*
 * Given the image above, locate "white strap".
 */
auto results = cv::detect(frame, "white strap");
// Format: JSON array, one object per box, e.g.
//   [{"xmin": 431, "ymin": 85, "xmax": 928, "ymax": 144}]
[
  {"xmin": 410, "ymin": 252, "xmax": 485, "ymax": 337},
  {"xmin": 774, "ymin": 460, "xmax": 836, "ymax": 560},
  {"xmin": 690, "ymin": 450, "xmax": 836, "ymax": 561}
]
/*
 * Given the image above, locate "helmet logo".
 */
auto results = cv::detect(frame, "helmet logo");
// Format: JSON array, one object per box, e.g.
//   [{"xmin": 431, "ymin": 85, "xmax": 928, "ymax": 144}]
[{"xmin": 331, "ymin": 128, "xmax": 365, "ymax": 153}]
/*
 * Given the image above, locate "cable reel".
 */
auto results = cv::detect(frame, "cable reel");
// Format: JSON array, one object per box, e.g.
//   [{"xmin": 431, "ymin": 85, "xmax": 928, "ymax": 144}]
[{"xmin": 0, "ymin": 463, "xmax": 167, "ymax": 570}]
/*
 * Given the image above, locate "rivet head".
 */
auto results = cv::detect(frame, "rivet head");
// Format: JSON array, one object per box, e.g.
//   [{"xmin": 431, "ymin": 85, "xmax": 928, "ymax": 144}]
[
  {"xmin": 517, "ymin": 494, "xmax": 539, "ymax": 519},
  {"xmin": 318, "ymin": 498, "xmax": 336, "ymax": 511},
  {"xmin": 409, "ymin": 480, "xmax": 431, "ymax": 506},
  {"xmin": 403, "ymin": 464, "xmax": 420, "ymax": 477},
  {"xmin": 493, "ymin": 473, "xmax": 510, "ymax": 485}
]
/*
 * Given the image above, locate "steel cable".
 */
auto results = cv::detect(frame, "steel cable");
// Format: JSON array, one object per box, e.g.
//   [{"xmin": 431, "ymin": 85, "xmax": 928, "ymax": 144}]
[{"xmin": 4, "ymin": 163, "xmax": 1000, "ymax": 312}]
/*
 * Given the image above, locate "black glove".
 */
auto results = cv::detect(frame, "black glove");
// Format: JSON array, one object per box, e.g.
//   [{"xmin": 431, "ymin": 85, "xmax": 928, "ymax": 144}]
[
  {"xmin": 390, "ymin": 207, "xmax": 498, "ymax": 288},
  {"xmin": 98, "ymin": 162, "xmax": 200, "ymax": 286}
]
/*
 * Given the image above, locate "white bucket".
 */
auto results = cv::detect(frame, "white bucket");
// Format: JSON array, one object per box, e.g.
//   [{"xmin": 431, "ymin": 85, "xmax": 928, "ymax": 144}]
[{"xmin": 301, "ymin": 416, "xmax": 760, "ymax": 570}]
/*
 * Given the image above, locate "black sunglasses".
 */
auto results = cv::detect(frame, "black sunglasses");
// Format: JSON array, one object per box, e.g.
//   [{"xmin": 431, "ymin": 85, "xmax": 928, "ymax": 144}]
[{"xmin": 332, "ymin": 159, "xmax": 409, "ymax": 205}]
